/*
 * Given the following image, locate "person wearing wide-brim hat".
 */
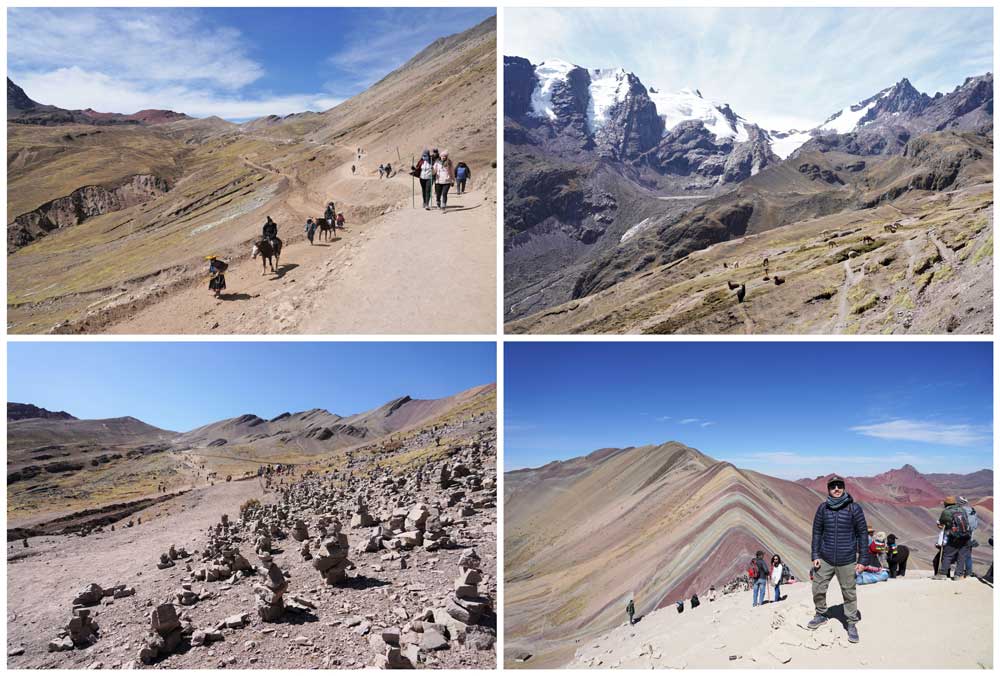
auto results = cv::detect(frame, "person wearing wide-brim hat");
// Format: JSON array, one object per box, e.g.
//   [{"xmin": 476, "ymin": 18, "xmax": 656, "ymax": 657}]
[
  {"xmin": 806, "ymin": 474, "xmax": 868, "ymax": 644},
  {"xmin": 205, "ymin": 255, "xmax": 227, "ymax": 295}
]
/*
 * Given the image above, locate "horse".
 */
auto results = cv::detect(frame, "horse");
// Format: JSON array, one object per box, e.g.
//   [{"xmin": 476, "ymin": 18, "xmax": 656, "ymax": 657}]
[
  {"xmin": 252, "ymin": 237, "xmax": 282, "ymax": 274},
  {"xmin": 317, "ymin": 215, "xmax": 336, "ymax": 242}
]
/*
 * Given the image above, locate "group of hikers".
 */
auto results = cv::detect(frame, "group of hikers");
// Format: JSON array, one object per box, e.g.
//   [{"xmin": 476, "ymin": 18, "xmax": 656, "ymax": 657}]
[
  {"xmin": 409, "ymin": 148, "xmax": 472, "ymax": 211},
  {"xmin": 625, "ymin": 475, "xmax": 992, "ymax": 646}
]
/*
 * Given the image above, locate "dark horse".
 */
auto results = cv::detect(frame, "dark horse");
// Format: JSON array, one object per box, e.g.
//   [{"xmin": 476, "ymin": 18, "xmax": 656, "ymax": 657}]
[
  {"xmin": 317, "ymin": 215, "xmax": 336, "ymax": 242},
  {"xmin": 252, "ymin": 237, "xmax": 282, "ymax": 274}
]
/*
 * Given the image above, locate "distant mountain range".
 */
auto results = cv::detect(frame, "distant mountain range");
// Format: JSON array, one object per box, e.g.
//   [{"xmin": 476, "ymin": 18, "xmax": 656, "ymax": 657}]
[
  {"xmin": 505, "ymin": 441, "xmax": 993, "ymax": 665},
  {"xmin": 503, "ymin": 57, "xmax": 993, "ymax": 330},
  {"xmin": 8, "ymin": 78, "xmax": 190, "ymax": 126}
]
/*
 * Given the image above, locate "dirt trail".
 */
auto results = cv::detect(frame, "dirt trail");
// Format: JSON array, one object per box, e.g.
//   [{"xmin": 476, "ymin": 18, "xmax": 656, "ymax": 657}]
[
  {"xmin": 832, "ymin": 260, "xmax": 864, "ymax": 333},
  {"xmin": 108, "ymin": 149, "xmax": 495, "ymax": 334}
]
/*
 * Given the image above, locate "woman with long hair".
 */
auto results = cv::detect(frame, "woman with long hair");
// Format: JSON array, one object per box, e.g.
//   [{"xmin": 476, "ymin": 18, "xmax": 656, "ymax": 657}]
[{"xmin": 770, "ymin": 554, "xmax": 784, "ymax": 602}]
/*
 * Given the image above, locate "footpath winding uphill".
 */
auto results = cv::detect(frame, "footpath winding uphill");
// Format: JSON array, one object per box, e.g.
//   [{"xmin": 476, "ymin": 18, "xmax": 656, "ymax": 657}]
[
  {"xmin": 558, "ymin": 572, "xmax": 992, "ymax": 669},
  {"xmin": 108, "ymin": 156, "xmax": 495, "ymax": 334}
]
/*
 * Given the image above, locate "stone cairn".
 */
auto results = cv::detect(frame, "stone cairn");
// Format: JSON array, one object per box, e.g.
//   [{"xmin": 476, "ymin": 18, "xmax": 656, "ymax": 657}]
[
  {"xmin": 138, "ymin": 603, "xmax": 186, "ymax": 664},
  {"xmin": 447, "ymin": 549, "xmax": 489, "ymax": 626},
  {"xmin": 351, "ymin": 497, "xmax": 376, "ymax": 528},
  {"xmin": 291, "ymin": 519, "xmax": 310, "ymax": 542},
  {"xmin": 176, "ymin": 582, "xmax": 200, "ymax": 606},
  {"xmin": 254, "ymin": 562, "xmax": 288, "ymax": 621},
  {"xmin": 48, "ymin": 608, "xmax": 99, "ymax": 652},
  {"xmin": 157, "ymin": 544, "xmax": 190, "ymax": 569},
  {"xmin": 313, "ymin": 520, "xmax": 352, "ymax": 584}
]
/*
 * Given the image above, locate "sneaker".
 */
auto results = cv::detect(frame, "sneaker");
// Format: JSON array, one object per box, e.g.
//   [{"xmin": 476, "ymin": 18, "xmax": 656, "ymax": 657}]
[
  {"xmin": 932, "ymin": 574, "xmax": 948, "ymax": 580},
  {"xmin": 847, "ymin": 625, "xmax": 859, "ymax": 643},
  {"xmin": 806, "ymin": 614, "xmax": 828, "ymax": 630}
]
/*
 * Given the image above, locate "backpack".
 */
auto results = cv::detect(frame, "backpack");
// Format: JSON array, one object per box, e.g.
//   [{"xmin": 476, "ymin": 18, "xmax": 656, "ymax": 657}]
[
  {"xmin": 690, "ymin": 594, "xmax": 700, "ymax": 608},
  {"xmin": 949, "ymin": 508, "xmax": 971, "ymax": 539},
  {"xmin": 457, "ymin": 165, "xmax": 468, "ymax": 180},
  {"xmin": 748, "ymin": 560, "xmax": 758, "ymax": 578}
]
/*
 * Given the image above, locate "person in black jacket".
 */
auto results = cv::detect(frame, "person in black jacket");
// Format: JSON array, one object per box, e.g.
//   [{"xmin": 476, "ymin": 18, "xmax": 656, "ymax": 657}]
[{"xmin": 807, "ymin": 474, "xmax": 868, "ymax": 644}]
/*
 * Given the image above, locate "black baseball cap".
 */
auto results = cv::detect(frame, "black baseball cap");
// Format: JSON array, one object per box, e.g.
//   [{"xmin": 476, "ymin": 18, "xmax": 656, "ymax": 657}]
[{"xmin": 827, "ymin": 475, "xmax": 846, "ymax": 487}]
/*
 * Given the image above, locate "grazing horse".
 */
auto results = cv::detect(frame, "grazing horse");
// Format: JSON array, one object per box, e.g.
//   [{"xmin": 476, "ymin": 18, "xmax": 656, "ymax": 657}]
[
  {"xmin": 317, "ymin": 215, "xmax": 336, "ymax": 241},
  {"xmin": 252, "ymin": 237, "xmax": 282, "ymax": 274}
]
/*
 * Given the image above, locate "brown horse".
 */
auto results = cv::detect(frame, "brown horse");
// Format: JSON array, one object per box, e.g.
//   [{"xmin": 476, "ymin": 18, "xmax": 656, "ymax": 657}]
[{"xmin": 252, "ymin": 238, "xmax": 282, "ymax": 274}]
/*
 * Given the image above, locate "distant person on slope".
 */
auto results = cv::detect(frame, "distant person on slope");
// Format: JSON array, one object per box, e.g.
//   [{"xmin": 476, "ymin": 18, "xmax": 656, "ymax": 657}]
[
  {"xmin": 959, "ymin": 496, "xmax": 979, "ymax": 577},
  {"xmin": 626, "ymin": 598, "xmax": 635, "ymax": 625},
  {"xmin": 935, "ymin": 495, "xmax": 973, "ymax": 580},
  {"xmin": 770, "ymin": 554, "xmax": 784, "ymax": 602},
  {"xmin": 336, "ymin": 212, "xmax": 345, "ymax": 229},
  {"xmin": 379, "ymin": 163, "xmax": 385, "ymax": 179},
  {"xmin": 305, "ymin": 218, "xmax": 317, "ymax": 245},
  {"xmin": 807, "ymin": 474, "xmax": 867, "ymax": 644},
  {"xmin": 433, "ymin": 150, "xmax": 455, "ymax": 211},
  {"xmin": 351, "ymin": 164, "xmax": 356, "ymax": 175},
  {"xmin": 455, "ymin": 161, "xmax": 472, "ymax": 194},
  {"xmin": 206, "ymin": 256, "xmax": 228, "ymax": 296},
  {"xmin": 750, "ymin": 551, "xmax": 769, "ymax": 607},
  {"xmin": 385, "ymin": 162, "xmax": 392, "ymax": 177},
  {"xmin": 411, "ymin": 150, "xmax": 434, "ymax": 209}
]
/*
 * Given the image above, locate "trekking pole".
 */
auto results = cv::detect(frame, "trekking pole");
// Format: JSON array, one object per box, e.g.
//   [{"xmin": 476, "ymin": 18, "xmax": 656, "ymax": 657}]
[{"xmin": 411, "ymin": 154, "xmax": 415, "ymax": 209}]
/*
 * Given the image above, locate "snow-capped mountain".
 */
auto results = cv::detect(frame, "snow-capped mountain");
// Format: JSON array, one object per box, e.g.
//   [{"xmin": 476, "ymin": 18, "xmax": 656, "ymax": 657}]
[
  {"xmin": 507, "ymin": 56, "xmax": 776, "ymax": 188},
  {"xmin": 768, "ymin": 73, "xmax": 993, "ymax": 158}
]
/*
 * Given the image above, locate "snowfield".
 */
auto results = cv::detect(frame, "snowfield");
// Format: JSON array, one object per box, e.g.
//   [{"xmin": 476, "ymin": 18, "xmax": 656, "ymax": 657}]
[{"xmin": 530, "ymin": 59, "xmax": 576, "ymax": 121}]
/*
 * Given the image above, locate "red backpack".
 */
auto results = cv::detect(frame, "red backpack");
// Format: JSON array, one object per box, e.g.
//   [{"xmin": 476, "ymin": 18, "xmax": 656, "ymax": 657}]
[{"xmin": 748, "ymin": 559, "xmax": 758, "ymax": 578}]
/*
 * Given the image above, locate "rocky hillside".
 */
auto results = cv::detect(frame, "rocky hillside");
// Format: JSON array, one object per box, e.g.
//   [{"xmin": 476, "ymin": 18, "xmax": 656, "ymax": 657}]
[
  {"xmin": 504, "ymin": 64, "xmax": 993, "ymax": 329},
  {"xmin": 7, "ymin": 402, "xmax": 77, "ymax": 422},
  {"xmin": 7, "ymin": 384, "xmax": 496, "ymax": 530},
  {"xmin": 504, "ymin": 442, "xmax": 994, "ymax": 667}
]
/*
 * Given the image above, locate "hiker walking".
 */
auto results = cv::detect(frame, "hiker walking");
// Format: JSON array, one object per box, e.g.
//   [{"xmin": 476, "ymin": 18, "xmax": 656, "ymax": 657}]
[
  {"xmin": 959, "ymin": 496, "xmax": 979, "ymax": 577},
  {"xmin": 807, "ymin": 474, "xmax": 867, "ymax": 643},
  {"xmin": 305, "ymin": 218, "xmax": 317, "ymax": 245},
  {"xmin": 750, "ymin": 550, "xmax": 769, "ymax": 607},
  {"xmin": 385, "ymin": 162, "xmax": 392, "ymax": 177},
  {"xmin": 770, "ymin": 554, "xmax": 784, "ymax": 602},
  {"xmin": 626, "ymin": 598, "xmax": 635, "ymax": 625},
  {"xmin": 433, "ymin": 150, "xmax": 455, "ymax": 211},
  {"xmin": 708, "ymin": 585, "xmax": 716, "ymax": 602},
  {"xmin": 351, "ymin": 164, "xmax": 356, "ymax": 175},
  {"xmin": 455, "ymin": 161, "xmax": 472, "ymax": 194},
  {"xmin": 935, "ymin": 496, "xmax": 973, "ymax": 580},
  {"xmin": 206, "ymin": 255, "xmax": 228, "ymax": 296},
  {"xmin": 411, "ymin": 149, "xmax": 434, "ymax": 209},
  {"xmin": 336, "ymin": 212, "xmax": 345, "ymax": 229},
  {"xmin": 378, "ymin": 163, "xmax": 385, "ymax": 179}
]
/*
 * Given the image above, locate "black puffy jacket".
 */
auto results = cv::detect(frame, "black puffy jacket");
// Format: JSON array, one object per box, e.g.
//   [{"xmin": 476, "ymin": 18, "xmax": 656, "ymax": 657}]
[{"xmin": 811, "ymin": 495, "xmax": 868, "ymax": 566}]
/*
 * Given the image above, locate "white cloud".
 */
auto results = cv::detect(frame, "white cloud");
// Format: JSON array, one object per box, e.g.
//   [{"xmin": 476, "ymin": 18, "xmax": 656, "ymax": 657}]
[
  {"xmin": 8, "ymin": 8, "xmax": 263, "ymax": 90},
  {"xmin": 850, "ymin": 420, "xmax": 990, "ymax": 446},
  {"xmin": 700, "ymin": 421, "xmax": 715, "ymax": 428},
  {"xmin": 679, "ymin": 418, "xmax": 699, "ymax": 425}
]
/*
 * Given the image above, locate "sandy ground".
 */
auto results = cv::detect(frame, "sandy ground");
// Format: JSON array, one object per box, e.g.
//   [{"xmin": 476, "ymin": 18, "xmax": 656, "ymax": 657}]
[
  {"xmin": 107, "ymin": 155, "xmax": 496, "ymax": 335},
  {"xmin": 554, "ymin": 570, "xmax": 993, "ymax": 669}
]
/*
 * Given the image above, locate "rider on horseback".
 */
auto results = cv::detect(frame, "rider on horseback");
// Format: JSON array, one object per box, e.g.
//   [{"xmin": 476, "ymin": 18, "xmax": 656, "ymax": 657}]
[
  {"xmin": 325, "ymin": 202, "xmax": 336, "ymax": 233},
  {"xmin": 262, "ymin": 216, "xmax": 279, "ymax": 246}
]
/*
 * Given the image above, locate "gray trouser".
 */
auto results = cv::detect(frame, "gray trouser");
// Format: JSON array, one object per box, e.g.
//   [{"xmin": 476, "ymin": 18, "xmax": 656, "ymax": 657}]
[{"xmin": 812, "ymin": 559, "xmax": 859, "ymax": 625}]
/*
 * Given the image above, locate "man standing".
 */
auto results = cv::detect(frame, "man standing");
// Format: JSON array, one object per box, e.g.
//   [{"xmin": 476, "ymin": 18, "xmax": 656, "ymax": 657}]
[
  {"xmin": 626, "ymin": 598, "xmax": 635, "ymax": 625},
  {"xmin": 807, "ymin": 475, "xmax": 868, "ymax": 644},
  {"xmin": 935, "ymin": 496, "xmax": 972, "ymax": 580},
  {"xmin": 751, "ymin": 550, "xmax": 769, "ymax": 607}
]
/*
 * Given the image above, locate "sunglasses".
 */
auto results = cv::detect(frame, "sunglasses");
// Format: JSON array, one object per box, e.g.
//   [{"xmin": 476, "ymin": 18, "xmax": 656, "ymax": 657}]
[{"xmin": 829, "ymin": 484, "xmax": 845, "ymax": 490}]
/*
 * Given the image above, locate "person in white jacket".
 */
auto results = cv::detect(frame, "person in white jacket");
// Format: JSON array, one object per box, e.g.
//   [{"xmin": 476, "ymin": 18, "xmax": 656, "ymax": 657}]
[
  {"xmin": 770, "ymin": 554, "xmax": 784, "ymax": 602},
  {"xmin": 433, "ymin": 150, "xmax": 455, "ymax": 211}
]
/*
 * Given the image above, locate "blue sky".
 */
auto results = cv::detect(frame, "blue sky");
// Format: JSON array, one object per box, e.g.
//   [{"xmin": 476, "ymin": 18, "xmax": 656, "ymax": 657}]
[
  {"xmin": 505, "ymin": 342, "xmax": 993, "ymax": 479},
  {"xmin": 7, "ymin": 7, "xmax": 494, "ymax": 121},
  {"xmin": 505, "ymin": 7, "xmax": 993, "ymax": 130},
  {"xmin": 7, "ymin": 342, "xmax": 495, "ymax": 432}
]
